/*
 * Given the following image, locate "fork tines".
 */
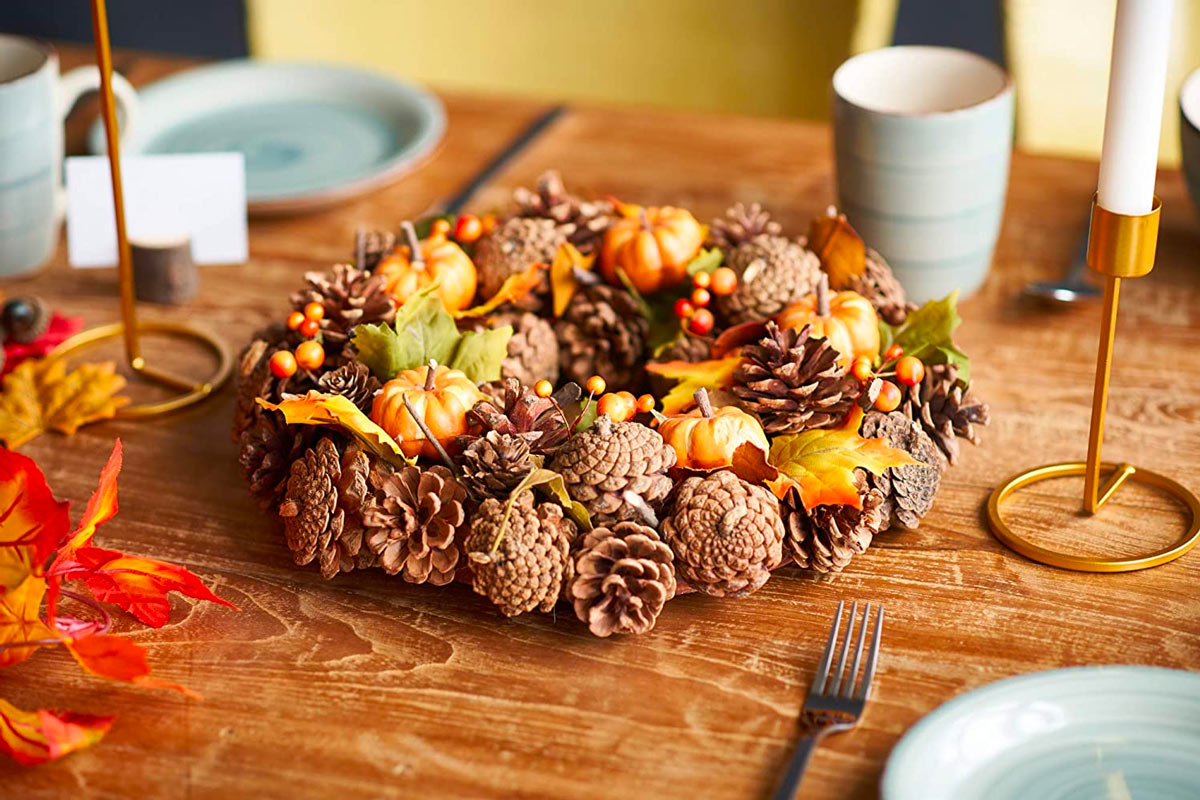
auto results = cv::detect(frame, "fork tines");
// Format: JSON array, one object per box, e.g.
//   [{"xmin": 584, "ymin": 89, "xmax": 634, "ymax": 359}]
[{"xmin": 810, "ymin": 601, "xmax": 884, "ymax": 703}]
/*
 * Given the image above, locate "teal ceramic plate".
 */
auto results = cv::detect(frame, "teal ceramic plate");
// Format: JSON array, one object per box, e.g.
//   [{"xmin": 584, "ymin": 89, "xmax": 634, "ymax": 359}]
[
  {"xmin": 882, "ymin": 667, "xmax": 1200, "ymax": 800},
  {"xmin": 89, "ymin": 60, "xmax": 444, "ymax": 214}
]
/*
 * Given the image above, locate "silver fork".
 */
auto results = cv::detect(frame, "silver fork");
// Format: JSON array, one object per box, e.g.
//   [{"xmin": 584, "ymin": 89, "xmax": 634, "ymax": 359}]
[{"xmin": 771, "ymin": 601, "xmax": 884, "ymax": 800}]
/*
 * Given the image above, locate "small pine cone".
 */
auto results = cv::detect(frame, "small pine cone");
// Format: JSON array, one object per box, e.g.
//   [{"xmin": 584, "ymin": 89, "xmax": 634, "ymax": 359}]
[
  {"xmin": 899, "ymin": 365, "xmax": 990, "ymax": 466},
  {"xmin": 732, "ymin": 322, "xmax": 860, "ymax": 434},
  {"xmin": 465, "ymin": 491, "xmax": 577, "ymax": 617},
  {"xmin": 648, "ymin": 334, "xmax": 713, "ymax": 397},
  {"xmin": 354, "ymin": 228, "xmax": 397, "ymax": 272},
  {"xmin": 278, "ymin": 438, "xmax": 343, "ymax": 572},
  {"xmin": 554, "ymin": 283, "xmax": 648, "ymax": 389},
  {"xmin": 320, "ymin": 440, "xmax": 377, "ymax": 577},
  {"xmin": 317, "ymin": 361, "xmax": 381, "ymax": 412},
  {"xmin": 550, "ymin": 416, "xmax": 676, "ymax": 528},
  {"xmin": 238, "ymin": 410, "xmax": 314, "ymax": 509},
  {"xmin": 468, "ymin": 377, "xmax": 573, "ymax": 455},
  {"xmin": 231, "ymin": 331, "xmax": 315, "ymax": 442},
  {"xmin": 460, "ymin": 431, "xmax": 534, "ymax": 500},
  {"xmin": 717, "ymin": 236, "xmax": 823, "ymax": 324},
  {"xmin": 843, "ymin": 249, "xmax": 913, "ymax": 326},
  {"xmin": 495, "ymin": 310, "xmax": 559, "ymax": 387},
  {"xmin": 662, "ymin": 470, "xmax": 784, "ymax": 598},
  {"xmin": 708, "ymin": 203, "xmax": 782, "ymax": 249},
  {"xmin": 290, "ymin": 263, "xmax": 397, "ymax": 347},
  {"xmin": 860, "ymin": 410, "xmax": 942, "ymax": 530},
  {"xmin": 512, "ymin": 171, "xmax": 613, "ymax": 256},
  {"xmin": 782, "ymin": 472, "xmax": 885, "ymax": 573},
  {"xmin": 361, "ymin": 464, "xmax": 467, "ymax": 585},
  {"xmin": 569, "ymin": 522, "xmax": 676, "ymax": 637},
  {"xmin": 474, "ymin": 216, "xmax": 567, "ymax": 303}
]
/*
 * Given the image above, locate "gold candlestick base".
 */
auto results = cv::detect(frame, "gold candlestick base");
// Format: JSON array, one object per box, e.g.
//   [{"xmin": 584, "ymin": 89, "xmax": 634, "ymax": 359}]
[{"xmin": 986, "ymin": 195, "xmax": 1200, "ymax": 572}]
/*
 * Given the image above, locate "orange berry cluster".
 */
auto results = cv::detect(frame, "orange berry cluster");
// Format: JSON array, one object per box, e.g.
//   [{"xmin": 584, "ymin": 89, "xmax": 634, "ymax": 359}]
[
  {"xmin": 539, "ymin": 374, "xmax": 655, "ymax": 423},
  {"xmin": 851, "ymin": 343, "xmax": 926, "ymax": 413},
  {"xmin": 673, "ymin": 267, "xmax": 738, "ymax": 336},
  {"xmin": 270, "ymin": 302, "xmax": 328, "ymax": 378}
]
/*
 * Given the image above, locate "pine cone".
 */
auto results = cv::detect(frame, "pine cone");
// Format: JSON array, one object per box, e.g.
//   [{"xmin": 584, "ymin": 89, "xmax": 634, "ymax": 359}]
[
  {"xmin": 232, "ymin": 332, "xmax": 316, "ymax": 442},
  {"xmin": 494, "ymin": 310, "xmax": 559, "ymax": 387},
  {"xmin": 648, "ymin": 334, "xmax": 713, "ymax": 396},
  {"xmin": 844, "ymin": 249, "xmax": 913, "ymax": 326},
  {"xmin": 708, "ymin": 203, "xmax": 782, "ymax": 249},
  {"xmin": 317, "ymin": 361, "xmax": 381, "ymax": 412},
  {"xmin": 474, "ymin": 216, "xmax": 566, "ymax": 303},
  {"xmin": 782, "ymin": 471, "xmax": 885, "ymax": 573},
  {"xmin": 512, "ymin": 171, "xmax": 613, "ymax": 256},
  {"xmin": 732, "ymin": 322, "xmax": 860, "ymax": 434},
  {"xmin": 238, "ymin": 410, "xmax": 314, "ymax": 509},
  {"xmin": 460, "ymin": 431, "xmax": 534, "ymax": 500},
  {"xmin": 468, "ymin": 377, "xmax": 572, "ymax": 455},
  {"xmin": 898, "ymin": 365, "xmax": 990, "ymax": 466},
  {"xmin": 860, "ymin": 410, "xmax": 942, "ymax": 529},
  {"xmin": 717, "ymin": 235, "xmax": 822, "ymax": 324},
  {"xmin": 550, "ymin": 416, "xmax": 676, "ymax": 527},
  {"xmin": 569, "ymin": 522, "xmax": 676, "ymax": 637},
  {"xmin": 361, "ymin": 464, "xmax": 467, "ymax": 585},
  {"xmin": 290, "ymin": 263, "xmax": 397, "ymax": 347},
  {"xmin": 465, "ymin": 491, "xmax": 576, "ymax": 616},
  {"xmin": 353, "ymin": 228, "xmax": 397, "ymax": 272},
  {"xmin": 554, "ymin": 283, "xmax": 648, "ymax": 389},
  {"xmin": 661, "ymin": 469, "xmax": 784, "ymax": 598}
]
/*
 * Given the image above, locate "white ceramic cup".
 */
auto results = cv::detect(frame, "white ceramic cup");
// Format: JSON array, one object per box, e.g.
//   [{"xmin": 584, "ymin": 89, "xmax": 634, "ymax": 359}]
[
  {"xmin": 0, "ymin": 34, "xmax": 138, "ymax": 277},
  {"xmin": 833, "ymin": 46, "xmax": 1014, "ymax": 303}
]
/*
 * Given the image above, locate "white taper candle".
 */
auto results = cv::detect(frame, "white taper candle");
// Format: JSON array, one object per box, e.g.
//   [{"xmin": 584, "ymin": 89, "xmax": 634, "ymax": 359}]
[{"xmin": 1096, "ymin": 0, "xmax": 1173, "ymax": 215}]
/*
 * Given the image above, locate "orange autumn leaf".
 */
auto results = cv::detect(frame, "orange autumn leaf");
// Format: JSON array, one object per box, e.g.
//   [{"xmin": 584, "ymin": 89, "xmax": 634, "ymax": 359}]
[
  {"xmin": 55, "ymin": 440, "xmax": 122, "ymax": 561},
  {"xmin": 0, "ymin": 698, "xmax": 113, "ymax": 766},
  {"xmin": 454, "ymin": 262, "xmax": 547, "ymax": 318},
  {"xmin": 646, "ymin": 356, "xmax": 743, "ymax": 415},
  {"xmin": 0, "ymin": 448, "xmax": 70, "ymax": 593},
  {"xmin": 258, "ymin": 392, "xmax": 414, "ymax": 467},
  {"xmin": 549, "ymin": 242, "xmax": 595, "ymax": 316},
  {"xmin": 767, "ymin": 407, "xmax": 918, "ymax": 510},
  {"xmin": 809, "ymin": 207, "xmax": 866, "ymax": 289},
  {"xmin": 0, "ymin": 575, "xmax": 55, "ymax": 669},
  {"xmin": 65, "ymin": 634, "xmax": 199, "ymax": 699}
]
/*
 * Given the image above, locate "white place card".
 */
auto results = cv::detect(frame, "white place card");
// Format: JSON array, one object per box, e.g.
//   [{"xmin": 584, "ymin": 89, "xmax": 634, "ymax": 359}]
[{"xmin": 66, "ymin": 153, "xmax": 248, "ymax": 268}]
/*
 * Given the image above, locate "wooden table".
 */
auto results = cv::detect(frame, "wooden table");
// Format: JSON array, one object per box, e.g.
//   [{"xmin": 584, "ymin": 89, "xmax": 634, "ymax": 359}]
[{"xmin": 4, "ymin": 45, "xmax": 1199, "ymax": 800}]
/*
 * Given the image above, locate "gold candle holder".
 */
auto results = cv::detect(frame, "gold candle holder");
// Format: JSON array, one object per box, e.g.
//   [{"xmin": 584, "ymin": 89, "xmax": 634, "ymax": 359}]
[
  {"xmin": 987, "ymin": 195, "xmax": 1200, "ymax": 571},
  {"xmin": 44, "ymin": 0, "xmax": 232, "ymax": 417}
]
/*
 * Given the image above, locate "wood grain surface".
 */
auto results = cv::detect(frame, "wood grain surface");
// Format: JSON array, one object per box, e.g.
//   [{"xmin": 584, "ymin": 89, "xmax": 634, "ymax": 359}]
[{"xmin": 2, "ymin": 45, "xmax": 1199, "ymax": 800}]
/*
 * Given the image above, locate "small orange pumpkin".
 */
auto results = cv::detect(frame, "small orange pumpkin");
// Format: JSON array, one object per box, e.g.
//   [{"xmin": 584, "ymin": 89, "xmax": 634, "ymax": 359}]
[
  {"xmin": 376, "ymin": 221, "xmax": 478, "ymax": 312},
  {"xmin": 371, "ymin": 362, "xmax": 486, "ymax": 459},
  {"xmin": 776, "ymin": 274, "xmax": 879, "ymax": 365},
  {"xmin": 599, "ymin": 204, "xmax": 705, "ymax": 294},
  {"xmin": 658, "ymin": 388, "xmax": 769, "ymax": 471}
]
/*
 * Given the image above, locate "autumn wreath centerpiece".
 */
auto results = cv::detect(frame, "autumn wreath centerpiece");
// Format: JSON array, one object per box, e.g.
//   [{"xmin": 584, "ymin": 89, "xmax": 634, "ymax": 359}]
[{"xmin": 233, "ymin": 172, "xmax": 990, "ymax": 638}]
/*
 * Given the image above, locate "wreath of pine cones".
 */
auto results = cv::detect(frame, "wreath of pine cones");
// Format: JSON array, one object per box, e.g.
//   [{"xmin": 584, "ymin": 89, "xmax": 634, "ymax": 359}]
[{"xmin": 234, "ymin": 172, "xmax": 991, "ymax": 638}]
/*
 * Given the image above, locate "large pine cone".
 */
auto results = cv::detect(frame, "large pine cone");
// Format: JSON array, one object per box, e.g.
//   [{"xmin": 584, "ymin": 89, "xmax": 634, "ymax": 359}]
[
  {"xmin": 494, "ymin": 310, "xmax": 559, "ymax": 387},
  {"xmin": 898, "ymin": 365, "xmax": 990, "ymax": 466},
  {"xmin": 554, "ymin": 283, "xmax": 648, "ymax": 389},
  {"xmin": 783, "ymin": 471, "xmax": 885, "ymax": 573},
  {"xmin": 861, "ymin": 410, "xmax": 942, "ymax": 529},
  {"xmin": 465, "ymin": 491, "xmax": 577, "ymax": 616},
  {"xmin": 717, "ymin": 235, "xmax": 822, "ymax": 325},
  {"xmin": 278, "ymin": 438, "xmax": 376, "ymax": 579},
  {"xmin": 732, "ymin": 322, "xmax": 860, "ymax": 434},
  {"xmin": 290, "ymin": 263, "xmax": 396, "ymax": 347},
  {"xmin": 317, "ymin": 360, "xmax": 381, "ymax": 412},
  {"xmin": 361, "ymin": 463, "xmax": 467, "ymax": 585},
  {"xmin": 662, "ymin": 469, "xmax": 784, "ymax": 598},
  {"xmin": 550, "ymin": 416, "xmax": 676, "ymax": 527},
  {"xmin": 512, "ymin": 171, "xmax": 613, "ymax": 256},
  {"xmin": 468, "ymin": 377, "xmax": 573, "ymax": 455},
  {"xmin": 569, "ymin": 522, "xmax": 676, "ymax": 637},
  {"xmin": 648, "ymin": 334, "xmax": 713, "ymax": 397},
  {"xmin": 474, "ymin": 216, "xmax": 566, "ymax": 302},
  {"xmin": 708, "ymin": 203, "xmax": 782, "ymax": 249},
  {"xmin": 460, "ymin": 430, "xmax": 534, "ymax": 501},
  {"xmin": 844, "ymin": 249, "xmax": 913, "ymax": 326},
  {"xmin": 238, "ymin": 410, "xmax": 314, "ymax": 509}
]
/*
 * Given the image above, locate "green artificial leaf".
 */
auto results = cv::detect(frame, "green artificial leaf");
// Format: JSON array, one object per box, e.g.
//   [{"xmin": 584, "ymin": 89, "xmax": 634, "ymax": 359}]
[
  {"xmin": 535, "ymin": 472, "xmax": 592, "ymax": 531},
  {"xmin": 685, "ymin": 247, "xmax": 724, "ymax": 276},
  {"xmin": 613, "ymin": 267, "xmax": 654, "ymax": 319},
  {"xmin": 488, "ymin": 468, "xmax": 592, "ymax": 552},
  {"xmin": 878, "ymin": 290, "xmax": 971, "ymax": 383},
  {"xmin": 350, "ymin": 284, "xmax": 464, "ymax": 381},
  {"xmin": 450, "ymin": 325, "xmax": 513, "ymax": 384},
  {"xmin": 350, "ymin": 322, "xmax": 407, "ymax": 381}
]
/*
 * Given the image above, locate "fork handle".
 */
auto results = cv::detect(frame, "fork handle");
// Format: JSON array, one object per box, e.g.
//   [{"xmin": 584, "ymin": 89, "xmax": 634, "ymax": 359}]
[{"xmin": 770, "ymin": 733, "xmax": 822, "ymax": 800}]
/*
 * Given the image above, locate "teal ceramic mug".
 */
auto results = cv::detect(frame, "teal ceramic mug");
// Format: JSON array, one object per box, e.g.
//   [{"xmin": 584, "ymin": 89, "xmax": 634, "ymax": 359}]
[
  {"xmin": 833, "ymin": 46, "xmax": 1014, "ymax": 303},
  {"xmin": 1182, "ymin": 67, "xmax": 1200, "ymax": 222},
  {"xmin": 0, "ymin": 34, "xmax": 138, "ymax": 277}
]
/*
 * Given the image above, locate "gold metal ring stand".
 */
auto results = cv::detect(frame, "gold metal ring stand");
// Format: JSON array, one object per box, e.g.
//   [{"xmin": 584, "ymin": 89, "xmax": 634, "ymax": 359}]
[{"xmin": 986, "ymin": 195, "xmax": 1200, "ymax": 572}]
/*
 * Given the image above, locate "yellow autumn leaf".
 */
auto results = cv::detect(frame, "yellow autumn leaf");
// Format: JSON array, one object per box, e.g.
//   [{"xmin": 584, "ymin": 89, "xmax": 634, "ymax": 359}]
[
  {"xmin": 454, "ymin": 262, "xmax": 547, "ymax": 319},
  {"xmin": 257, "ymin": 392, "xmax": 415, "ymax": 466},
  {"xmin": 766, "ymin": 407, "xmax": 918, "ymax": 510},
  {"xmin": 0, "ymin": 359, "xmax": 128, "ymax": 449},
  {"xmin": 550, "ymin": 243, "xmax": 595, "ymax": 317},
  {"xmin": 645, "ymin": 356, "xmax": 743, "ymax": 415}
]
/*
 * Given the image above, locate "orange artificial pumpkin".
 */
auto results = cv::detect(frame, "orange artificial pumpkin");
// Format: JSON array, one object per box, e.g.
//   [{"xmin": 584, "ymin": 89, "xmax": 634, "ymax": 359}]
[
  {"xmin": 376, "ymin": 221, "xmax": 478, "ymax": 312},
  {"xmin": 776, "ymin": 274, "xmax": 879, "ymax": 365},
  {"xmin": 371, "ymin": 363, "xmax": 486, "ymax": 459},
  {"xmin": 658, "ymin": 389, "xmax": 769, "ymax": 471},
  {"xmin": 599, "ymin": 204, "xmax": 705, "ymax": 294}
]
